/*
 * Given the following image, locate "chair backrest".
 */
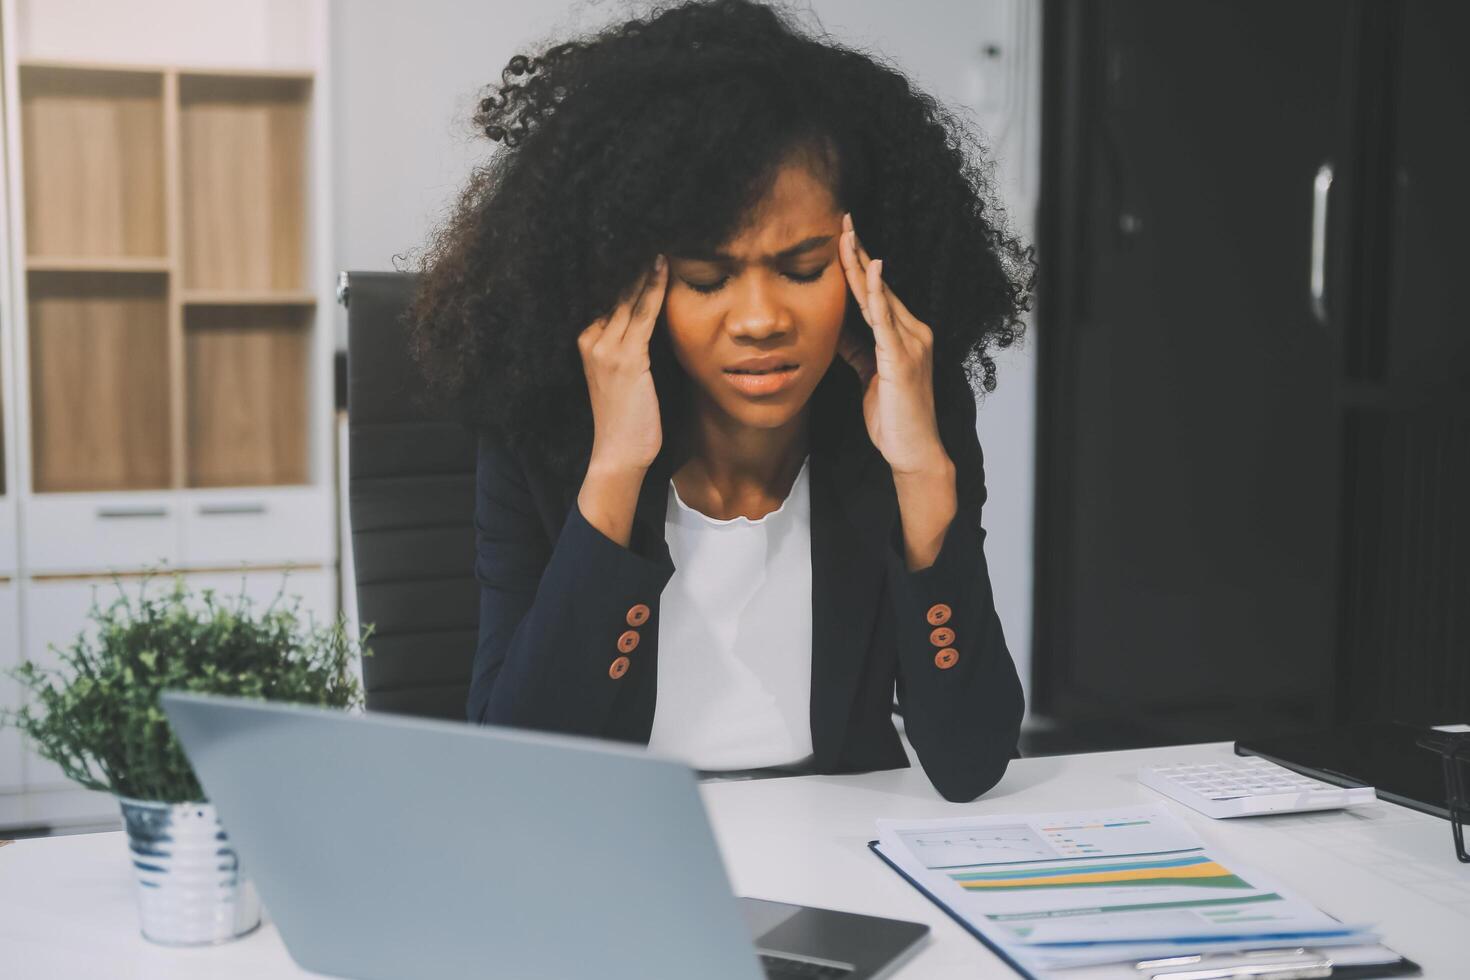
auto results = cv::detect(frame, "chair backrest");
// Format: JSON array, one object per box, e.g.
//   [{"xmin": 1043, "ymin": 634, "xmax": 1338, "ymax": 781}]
[{"xmin": 344, "ymin": 271, "xmax": 478, "ymax": 720}]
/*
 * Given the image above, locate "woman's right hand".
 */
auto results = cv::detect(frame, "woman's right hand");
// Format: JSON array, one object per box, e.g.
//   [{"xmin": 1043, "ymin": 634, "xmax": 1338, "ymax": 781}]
[{"xmin": 577, "ymin": 254, "xmax": 670, "ymax": 473}]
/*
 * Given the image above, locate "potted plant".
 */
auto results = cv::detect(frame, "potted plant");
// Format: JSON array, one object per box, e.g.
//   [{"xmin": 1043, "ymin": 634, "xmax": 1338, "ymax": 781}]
[{"xmin": 2, "ymin": 573, "xmax": 370, "ymax": 946}]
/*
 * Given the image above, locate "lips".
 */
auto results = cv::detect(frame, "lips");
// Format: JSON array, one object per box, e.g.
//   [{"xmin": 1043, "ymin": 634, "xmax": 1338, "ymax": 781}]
[
  {"xmin": 724, "ymin": 355, "xmax": 799, "ymax": 374},
  {"xmin": 722, "ymin": 364, "xmax": 800, "ymax": 396}
]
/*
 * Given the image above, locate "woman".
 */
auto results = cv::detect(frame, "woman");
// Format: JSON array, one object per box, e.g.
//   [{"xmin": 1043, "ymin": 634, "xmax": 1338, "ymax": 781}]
[{"xmin": 409, "ymin": 0, "xmax": 1034, "ymax": 802}]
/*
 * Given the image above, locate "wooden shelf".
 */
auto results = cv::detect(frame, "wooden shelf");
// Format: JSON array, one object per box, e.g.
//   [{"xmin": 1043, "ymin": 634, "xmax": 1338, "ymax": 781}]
[
  {"xmin": 179, "ymin": 74, "xmax": 310, "ymax": 292},
  {"xmin": 16, "ymin": 61, "xmax": 318, "ymax": 495},
  {"xmin": 26, "ymin": 256, "xmax": 171, "ymax": 273},
  {"xmin": 19, "ymin": 65, "xmax": 166, "ymax": 261},
  {"xmin": 180, "ymin": 290, "xmax": 316, "ymax": 306},
  {"xmin": 27, "ymin": 271, "xmax": 172, "ymax": 492},
  {"xmin": 184, "ymin": 305, "xmax": 311, "ymax": 488}
]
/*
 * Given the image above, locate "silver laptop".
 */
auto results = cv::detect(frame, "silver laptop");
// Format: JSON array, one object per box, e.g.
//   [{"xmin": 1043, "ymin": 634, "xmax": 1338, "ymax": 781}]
[{"xmin": 160, "ymin": 692, "xmax": 929, "ymax": 980}]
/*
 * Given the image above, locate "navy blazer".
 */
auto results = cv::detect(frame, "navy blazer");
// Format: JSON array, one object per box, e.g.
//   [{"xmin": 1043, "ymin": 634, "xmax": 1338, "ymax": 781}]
[{"xmin": 467, "ymin": 372, "xmax": 1024, "ymax": 802}]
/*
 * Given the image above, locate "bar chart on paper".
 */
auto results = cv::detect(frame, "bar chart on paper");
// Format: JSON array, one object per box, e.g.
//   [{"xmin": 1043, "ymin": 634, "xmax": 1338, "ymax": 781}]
[{"xmin": 949, "ymin": 854, "xmax": 1251, "ymax": 892}]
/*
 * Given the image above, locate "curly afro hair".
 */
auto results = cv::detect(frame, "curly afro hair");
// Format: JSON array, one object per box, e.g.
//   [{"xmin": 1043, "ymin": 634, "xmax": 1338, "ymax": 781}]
[{"xmin": 407, "ymin": 0, "xmax": 1035, "ymax": 490}]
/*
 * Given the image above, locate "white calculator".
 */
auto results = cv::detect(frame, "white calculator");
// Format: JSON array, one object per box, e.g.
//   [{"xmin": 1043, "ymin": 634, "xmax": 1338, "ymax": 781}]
[{"xmin": 1137, "ymin": 756, "xmax": 1377, "ymax": 818}]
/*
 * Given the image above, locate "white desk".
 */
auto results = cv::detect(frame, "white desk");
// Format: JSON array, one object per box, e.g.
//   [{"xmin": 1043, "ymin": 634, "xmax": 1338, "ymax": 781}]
[{"xmin": 1, "ymin": 742, "xmax": 1465, "ymax": 978}]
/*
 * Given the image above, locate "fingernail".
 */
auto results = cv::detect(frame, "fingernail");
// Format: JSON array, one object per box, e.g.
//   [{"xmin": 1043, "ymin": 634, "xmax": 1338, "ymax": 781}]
[{"xmin": 655, "ymin": 254, "xmax": 666, "ymax": 270}]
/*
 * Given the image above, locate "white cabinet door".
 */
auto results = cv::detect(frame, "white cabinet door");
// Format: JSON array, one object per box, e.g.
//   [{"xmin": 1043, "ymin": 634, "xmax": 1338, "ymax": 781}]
[
  {"xmin": 22, "ymin": 570, "xmax": 338, "ymax": 792},
  {"xmin": 181, "ymin": 487, "xmax": 335, "ymax": 569},
  {"xmin": 0, "ymin": 583, "xmax": 21, "ymax": 792},
  {"xmin": 24, "ymin": 494, "xmax": 183, "ymax": 574}
]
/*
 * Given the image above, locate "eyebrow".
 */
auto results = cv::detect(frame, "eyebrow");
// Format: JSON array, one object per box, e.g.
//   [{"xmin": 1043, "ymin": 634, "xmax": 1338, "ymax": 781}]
[{"xmin": 679, "ymin": 235, "xmax": 834, "ymax": 265}]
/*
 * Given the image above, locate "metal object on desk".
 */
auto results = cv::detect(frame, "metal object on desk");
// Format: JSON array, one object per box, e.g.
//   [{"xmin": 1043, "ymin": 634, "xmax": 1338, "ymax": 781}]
[
  {"xmin": 1135, "ymin": 947, "xmax": 1331, "ymax": 980},
  {"xmin": 1416, "ymin": 728, "xmax": 1470, "ymax": 863},
  {"xmin": 117, "ymin": 797, "xmax": 262, "ymax": 945}
]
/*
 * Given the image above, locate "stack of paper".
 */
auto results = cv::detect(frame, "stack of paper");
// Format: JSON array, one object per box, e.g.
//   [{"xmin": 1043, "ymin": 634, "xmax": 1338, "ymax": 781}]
[{"xmin": 872, "ymin": 806, "xmax": 1399, "ymax": 977}]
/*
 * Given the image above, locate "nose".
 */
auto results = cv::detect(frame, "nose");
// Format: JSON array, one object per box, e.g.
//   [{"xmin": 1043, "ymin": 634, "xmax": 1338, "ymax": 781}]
[{"xmin": 726, "ymin": 272, "xmax": 791, "ymax": 340}]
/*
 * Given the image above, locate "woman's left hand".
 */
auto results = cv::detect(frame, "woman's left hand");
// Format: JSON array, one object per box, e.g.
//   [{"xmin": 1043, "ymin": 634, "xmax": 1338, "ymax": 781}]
[{"xmin": 835, "ymin": 212, "xmax": 951, "ymax": 476}]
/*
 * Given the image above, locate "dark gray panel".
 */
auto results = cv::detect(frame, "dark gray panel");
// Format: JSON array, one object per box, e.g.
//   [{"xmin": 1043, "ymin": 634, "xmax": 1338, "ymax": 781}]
[{"xmin": 346, "ymin": 271, "xmax": 479, "ymax": 720}]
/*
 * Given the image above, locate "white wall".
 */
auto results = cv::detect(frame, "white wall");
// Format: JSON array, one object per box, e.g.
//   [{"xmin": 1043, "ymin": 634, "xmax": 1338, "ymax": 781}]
[{"xmin": 331, "ymin": 0, "xmax": 1041, "ymax": 705}]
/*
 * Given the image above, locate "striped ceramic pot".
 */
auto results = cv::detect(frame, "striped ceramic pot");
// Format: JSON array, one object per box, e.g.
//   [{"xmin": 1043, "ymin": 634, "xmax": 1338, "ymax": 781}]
[{"xmin": 117, "ymin": 796, "xmax": 262, "ymax": 945}]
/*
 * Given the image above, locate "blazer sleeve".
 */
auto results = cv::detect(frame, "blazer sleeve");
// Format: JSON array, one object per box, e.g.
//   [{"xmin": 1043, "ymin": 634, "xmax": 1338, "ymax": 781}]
[
  {"xmin": 882, "ymin": 407, "xmax": 1025, "ymax": 803},
  {"xmin": 467, "ymin": 433, "xmax": 676, "ymax": 736}
]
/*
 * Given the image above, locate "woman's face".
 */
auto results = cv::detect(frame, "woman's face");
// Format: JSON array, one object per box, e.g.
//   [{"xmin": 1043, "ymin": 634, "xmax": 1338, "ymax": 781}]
[{"xmin": 663, "ymin": 161, "xmax": 849, "ymax": 432}]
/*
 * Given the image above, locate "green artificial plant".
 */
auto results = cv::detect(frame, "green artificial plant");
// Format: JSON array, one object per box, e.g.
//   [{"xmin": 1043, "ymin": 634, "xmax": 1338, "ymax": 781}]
[{"xmin": 2, "ymin": 573, "xmax": 372, "ymax": 804}]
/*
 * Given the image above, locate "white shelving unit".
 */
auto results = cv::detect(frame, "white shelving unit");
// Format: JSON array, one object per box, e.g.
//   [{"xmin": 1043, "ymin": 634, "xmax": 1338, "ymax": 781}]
[
  {"xmin": 0, "ymin": 0, "xmax": 337, "ymax": 832},
  {"xmin": 0, "ymin": 0, "xmax": 24, "ymax": 804}
]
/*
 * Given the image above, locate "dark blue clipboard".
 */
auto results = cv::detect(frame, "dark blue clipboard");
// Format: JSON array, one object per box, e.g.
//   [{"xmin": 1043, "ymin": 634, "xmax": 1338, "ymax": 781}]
[{"xmin": 866, "ymin": 840, "xmax": 1420, "ymax": 979}]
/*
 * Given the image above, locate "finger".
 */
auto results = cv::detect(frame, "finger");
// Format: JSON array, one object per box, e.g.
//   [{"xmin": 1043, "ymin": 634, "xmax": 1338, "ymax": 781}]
[
  {"xmin": 851, "ymin": 229, "xmax": 925, "ymax": 348},
  {"xmin": 854, "ymin": 231, "xmax": 908, "ymax": 343},
  {"xmin": 866, "ymin": 258, "xmax": 910, "ymax": 357},
  {"xmin": 608, "ymin": 262, "xmax": 656, "ymax": 340},
  {"xmin": 578, "ymin": 310, "xmax": 610, "ymax": 350},
  {"xmin": 627, "ymin": 255, "xmax": 668, "ymax": 345},
  {"xmin": 849, "ymin": 216, "xmax": 875, "ymax": 268},
  {"xmin": 839, "ymin": 228, "xmax": 872, "ymax": 325},
  {"xmin": 880, "ymin": 279, "xmax": 929, "ymax": 347}
]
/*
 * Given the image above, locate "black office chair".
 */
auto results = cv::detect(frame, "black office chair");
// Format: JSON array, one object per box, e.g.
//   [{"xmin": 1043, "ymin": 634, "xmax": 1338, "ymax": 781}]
[{"xmin": 343, "ymin": 271, "xmax": 479, "ymax": 720}]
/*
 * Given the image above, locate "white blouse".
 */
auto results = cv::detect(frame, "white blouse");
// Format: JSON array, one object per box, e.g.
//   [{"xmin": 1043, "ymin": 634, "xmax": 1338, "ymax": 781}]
[{"xmin": 646, "ymin": 455, "xmax": 814, "ymax": 771}]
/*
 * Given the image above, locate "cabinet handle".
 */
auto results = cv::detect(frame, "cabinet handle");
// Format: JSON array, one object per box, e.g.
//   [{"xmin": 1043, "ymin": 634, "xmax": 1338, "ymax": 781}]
[
  {"xmin": 198, "ymin": 503, "xmax": 268, "ymax": 517},
  {"xmin": 1310, "ymin": 162, "xmax": 1333, "ymax": 326},
  {"xmin": 96, "ymin": 507, "xmax": 168, "ymax": 520}
]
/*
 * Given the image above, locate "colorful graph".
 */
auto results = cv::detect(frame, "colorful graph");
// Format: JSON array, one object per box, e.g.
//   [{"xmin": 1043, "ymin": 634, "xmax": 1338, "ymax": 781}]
[{"xmin": 949, "ymin": 854, "xmax": 1252, "ymax": 892}]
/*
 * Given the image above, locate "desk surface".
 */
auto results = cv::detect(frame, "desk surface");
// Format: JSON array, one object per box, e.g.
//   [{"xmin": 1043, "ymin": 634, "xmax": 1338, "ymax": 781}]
[{"xmin": 2, "ymin": 742, "xmax": 1466, "ymax": 978}]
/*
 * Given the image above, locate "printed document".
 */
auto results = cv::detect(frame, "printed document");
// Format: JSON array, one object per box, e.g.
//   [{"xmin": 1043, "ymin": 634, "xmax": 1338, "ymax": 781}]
[{"xmin": 874, "ymin": 806, "xmax": 1377, "ymax": 973}]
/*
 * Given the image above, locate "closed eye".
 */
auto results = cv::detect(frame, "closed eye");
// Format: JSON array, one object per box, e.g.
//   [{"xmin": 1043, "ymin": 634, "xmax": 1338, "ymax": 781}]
[{"xmin": 683, "ymin": 265, "xmax": 829, "ymax": 295}]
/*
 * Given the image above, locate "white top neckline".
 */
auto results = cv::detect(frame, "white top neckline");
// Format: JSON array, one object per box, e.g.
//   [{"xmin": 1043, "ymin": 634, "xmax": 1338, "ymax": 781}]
[{"xmin": 668, "ymin": 455, "xmax": 811, "ymax": 528}]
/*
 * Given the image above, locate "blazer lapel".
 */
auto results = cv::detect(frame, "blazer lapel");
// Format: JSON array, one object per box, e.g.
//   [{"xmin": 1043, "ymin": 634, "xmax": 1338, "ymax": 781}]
[{"xmin": 807, "ymin": 433, "xmax": 898, "ymax": 770}]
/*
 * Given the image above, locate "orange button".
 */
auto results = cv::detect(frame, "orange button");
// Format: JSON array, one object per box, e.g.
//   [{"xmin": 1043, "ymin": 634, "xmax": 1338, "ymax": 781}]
[
  {"xmin": 926, "ymin": 603, "xmax": 952, "ymax": 626},
  {"xmin": 617, "ymin": 630, "xmax": 640, "ymax": 653},
  {"xmin": 929, "ymin": 626, "xmax": 955, "ymax": 647},
  {"xmin": 626, "ymin": 603, "xmax": 651, "ymax": 627},
  {"xmin": 934, "ymin": 647, "xmax": 959, "ymax": 670},
  {"xmin": 608, "ymin": 656, "xmax": 630, "ymax": 679}
]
